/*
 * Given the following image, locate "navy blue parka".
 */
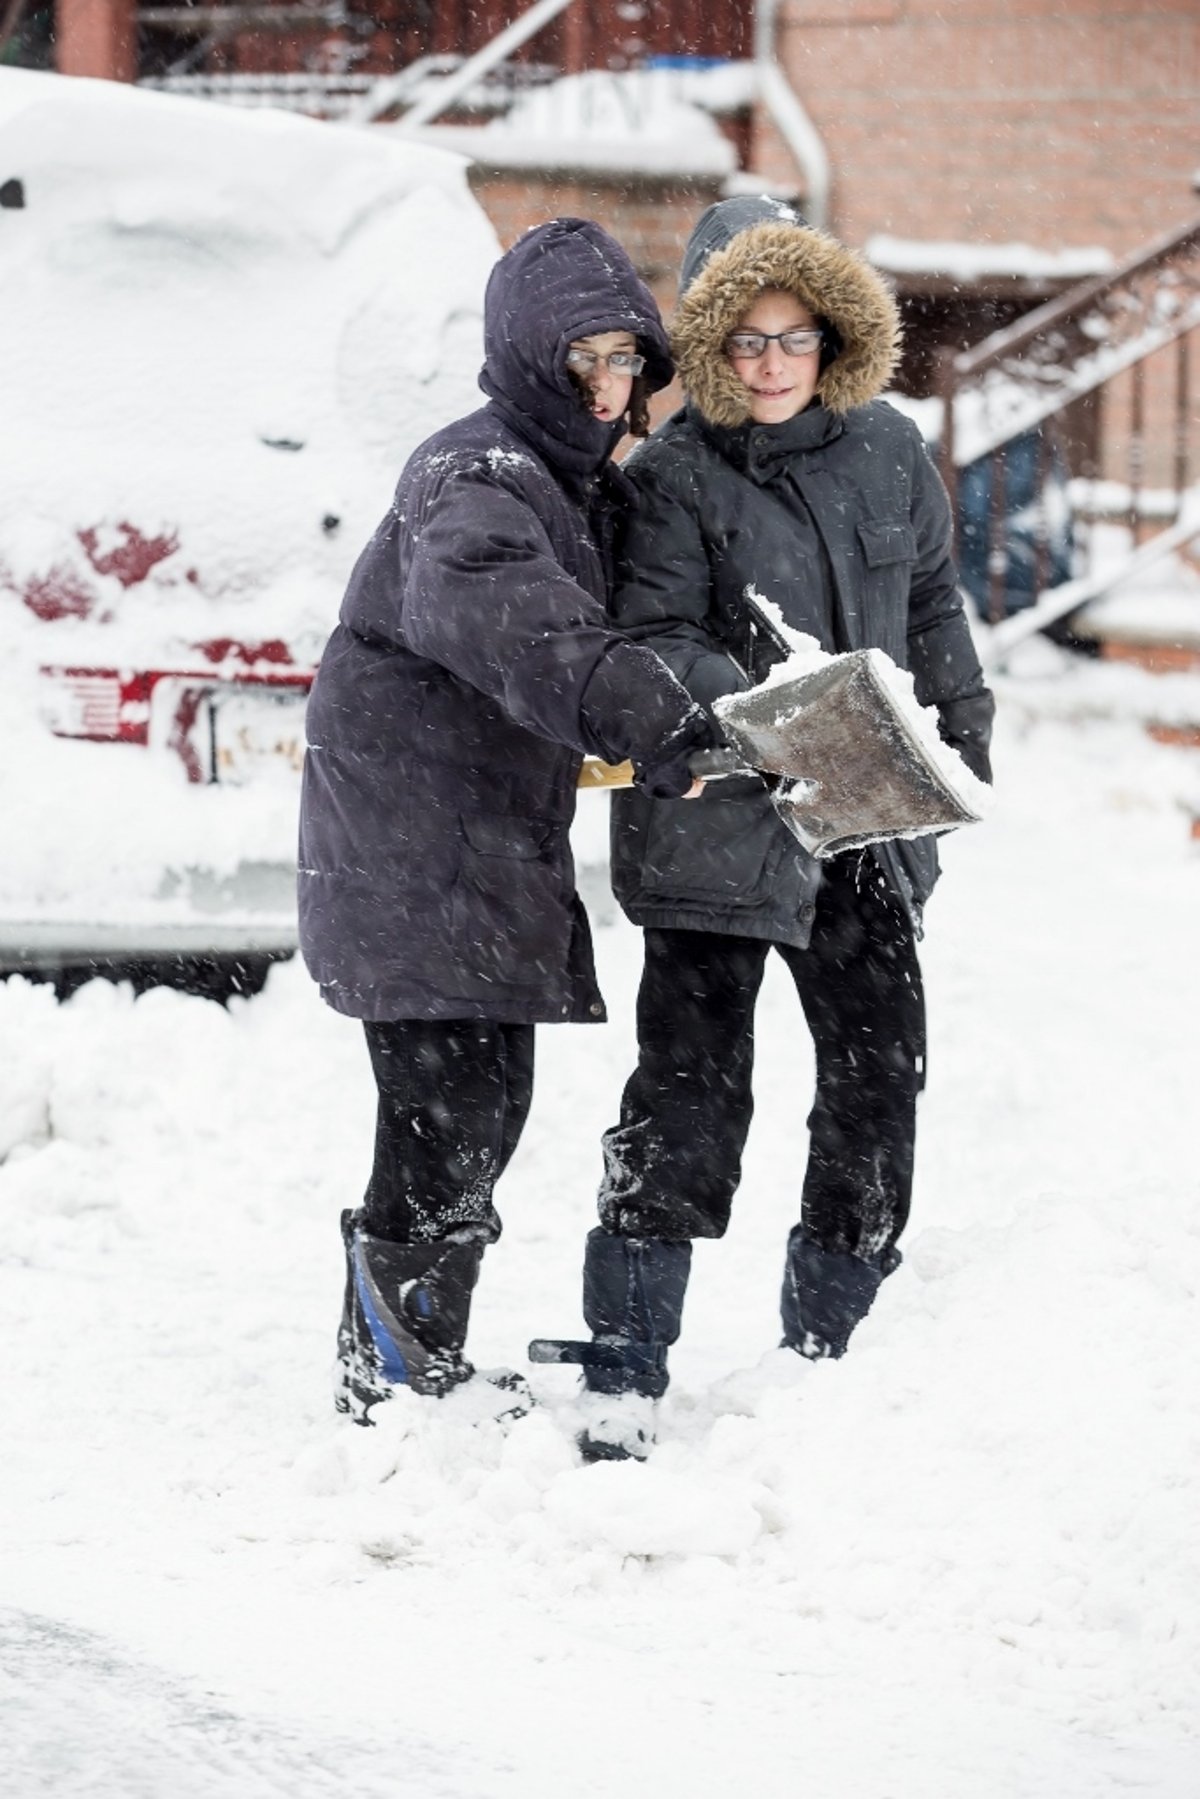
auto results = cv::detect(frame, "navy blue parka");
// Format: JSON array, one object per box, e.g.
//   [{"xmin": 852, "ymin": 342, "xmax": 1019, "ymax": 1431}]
[{"xmin": 298, "ymin": 219, "xmax": 703, "ymax": 1023}]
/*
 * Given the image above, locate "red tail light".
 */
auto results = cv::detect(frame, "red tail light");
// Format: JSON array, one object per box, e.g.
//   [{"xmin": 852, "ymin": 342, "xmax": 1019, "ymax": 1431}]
[
  {"xmin": 40, "ymin": 669, "xmax": 154, "ymax": 744},
  {"xmin": 40, "ymin": 664, "xmax": 313, "ymax": 782}
]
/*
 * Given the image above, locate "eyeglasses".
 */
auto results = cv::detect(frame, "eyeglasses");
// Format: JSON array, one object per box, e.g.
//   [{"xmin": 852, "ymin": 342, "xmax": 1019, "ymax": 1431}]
[
  {"xmin": 565, "ymin": 347, "xmax": 646, "ymax": 377},
  {"xmin": 725, "ymin": 329, "xmax": 823, "ymax": 360}
]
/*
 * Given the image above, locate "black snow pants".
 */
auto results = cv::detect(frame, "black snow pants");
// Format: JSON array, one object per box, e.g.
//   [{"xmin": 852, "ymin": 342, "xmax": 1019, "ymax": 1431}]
[
  {"xmin": 361, "ymin": 1020, "xmax": 535, "ymax": 1245},
  {"xmin": 598, "ymin": 855, "xmax": 926, "ymax": 1259}
]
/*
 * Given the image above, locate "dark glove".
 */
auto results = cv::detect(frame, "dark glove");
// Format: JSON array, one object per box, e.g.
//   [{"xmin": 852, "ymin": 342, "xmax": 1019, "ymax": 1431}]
[
  {"xmin": 938, "ymin": 691, "xmax": 995, "ymax": 786},
  {"xmin": 954, "ymin": 738, "xmax": 993, "ymax": 786},
  {"xmin": 632, "ymin": 707, "xmax": 725, "ymax": 800}
]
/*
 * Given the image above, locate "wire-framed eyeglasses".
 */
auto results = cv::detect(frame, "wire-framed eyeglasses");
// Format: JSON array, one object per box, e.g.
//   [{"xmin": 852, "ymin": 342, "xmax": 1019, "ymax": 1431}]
[
  {"xmin": 725, "ymin": 328, "xmax": 824, "ymax": 360},
  {"xmin": 565, "ymin": 347, "xmax": 646, "ymax": 377}
]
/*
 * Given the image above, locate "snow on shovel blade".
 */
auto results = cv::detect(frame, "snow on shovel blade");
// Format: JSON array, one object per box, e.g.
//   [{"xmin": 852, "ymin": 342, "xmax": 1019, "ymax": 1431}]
[{"xmin": 714, "ymin": 650, "xmax": 982, "ymax": 860}]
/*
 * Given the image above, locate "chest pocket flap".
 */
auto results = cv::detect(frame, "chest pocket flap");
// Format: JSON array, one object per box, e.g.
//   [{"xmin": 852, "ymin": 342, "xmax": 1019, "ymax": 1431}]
[{"xmin": 858, "ymin": 520, "xmax": 917, "ymax": 566}]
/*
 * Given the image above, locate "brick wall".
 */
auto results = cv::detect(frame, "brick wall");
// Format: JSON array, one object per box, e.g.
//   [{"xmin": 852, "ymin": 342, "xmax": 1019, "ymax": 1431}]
[
  {"xmin": 767, "ymin": 0, "xmax": 1199, "ymax": 486},
  {"xmin": 468, "ymin": 168, "xmax": 725, "ymax": 308},
  {"xmin": 774, "ymin": 0, "xmax": 1200, "ymax": 254}
]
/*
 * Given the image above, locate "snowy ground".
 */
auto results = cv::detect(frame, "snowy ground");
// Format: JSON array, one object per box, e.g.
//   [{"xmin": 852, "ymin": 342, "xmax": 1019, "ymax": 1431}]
[{"xmin": 3, "ymin": 649, "xmax": 1199, "ymax": 1798}]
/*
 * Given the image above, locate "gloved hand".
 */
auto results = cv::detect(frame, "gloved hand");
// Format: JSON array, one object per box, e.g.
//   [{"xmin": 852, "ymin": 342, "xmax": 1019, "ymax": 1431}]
[
  {"xmin": 938, "ymin": 691, "xmax": 995, "ymax": 785},
  {"xmin": 953, "ymin": 738, "xmax": 993, "ymax": 786},
  {"xmin": 632, "ymin": 707, "xmax": 725, "ymax": 800}
]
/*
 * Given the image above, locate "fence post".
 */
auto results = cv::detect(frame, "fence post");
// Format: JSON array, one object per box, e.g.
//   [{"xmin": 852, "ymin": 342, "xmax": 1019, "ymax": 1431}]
[{"xmin": 935, "ymin": 346, "xmax": 959, "ymax": 558}]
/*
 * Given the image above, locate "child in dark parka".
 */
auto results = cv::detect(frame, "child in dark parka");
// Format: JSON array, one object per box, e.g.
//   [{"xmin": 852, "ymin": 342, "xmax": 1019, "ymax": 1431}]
[{"xmin": 298, "ymin": 217, "xmax": 714, "ymax": 1420}]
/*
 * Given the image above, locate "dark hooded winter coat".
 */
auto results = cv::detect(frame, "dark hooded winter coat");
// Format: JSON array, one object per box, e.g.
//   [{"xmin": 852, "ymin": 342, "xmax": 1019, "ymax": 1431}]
[
  {"xmin": 609, "ymin": 198, "xmax": 995, "ymax": 945},
  {"xmin": 298, "ymin": 218, "xmax": 703, "ymax": 1023}
]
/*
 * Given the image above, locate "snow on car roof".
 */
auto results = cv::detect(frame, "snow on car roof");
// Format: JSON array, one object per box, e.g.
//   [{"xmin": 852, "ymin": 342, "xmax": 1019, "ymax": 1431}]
[{"xmin": 0, "ymin": 67, "xmax": 498, "ymax": 665}]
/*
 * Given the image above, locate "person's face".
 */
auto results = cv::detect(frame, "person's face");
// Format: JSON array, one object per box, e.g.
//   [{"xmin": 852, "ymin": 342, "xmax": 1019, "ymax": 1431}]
[
  {"xmin": 566, "ymin": 329, "xmax": 638, "ymax": 423},
  {"xmin": 725, "ymin": 289, "xmax": 823, "ymax": 425}
]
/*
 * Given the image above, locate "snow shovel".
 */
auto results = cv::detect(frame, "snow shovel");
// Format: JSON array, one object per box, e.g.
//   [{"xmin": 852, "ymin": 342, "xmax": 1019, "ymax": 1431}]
[{"xmin": 578, "ymin": 648, "xmax": 983, "ymax": 859}]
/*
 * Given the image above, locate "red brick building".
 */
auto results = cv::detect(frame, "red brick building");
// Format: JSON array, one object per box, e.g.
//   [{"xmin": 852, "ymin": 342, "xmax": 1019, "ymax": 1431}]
[
  {"xmin": 34, "ymin": 0, "xmax": 1198, "ymax": 251},
  {"xmin": 10, "ymin": 0, "xmax": 1199, "ymax": 475},
  {"xmin": 770, "ymin": 0, "xmax": 1198, "ymax": 259}
]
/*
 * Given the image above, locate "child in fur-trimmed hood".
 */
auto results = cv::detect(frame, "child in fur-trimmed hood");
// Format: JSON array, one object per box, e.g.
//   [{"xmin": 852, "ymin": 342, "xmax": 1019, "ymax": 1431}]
[{"xmin": 539, "ymin": 197, "xmax": 995, "ymax": 1464}]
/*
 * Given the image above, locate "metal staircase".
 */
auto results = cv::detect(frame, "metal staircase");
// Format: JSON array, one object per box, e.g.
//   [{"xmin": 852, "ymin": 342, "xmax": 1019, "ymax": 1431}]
[{"xmin": 935, "ymin": 215, "xmax": 1200, "ymax": 662}]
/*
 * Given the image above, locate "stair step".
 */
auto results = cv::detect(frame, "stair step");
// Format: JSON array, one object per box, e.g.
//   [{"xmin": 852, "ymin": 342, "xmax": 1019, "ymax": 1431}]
[
  {"xmin": 1100, "ymin": 641, "xmax": 1200, "ymax": 675},
  {"xmin": 1146, "ymin": 722, "xmax": 1200, "ymax": 749}
]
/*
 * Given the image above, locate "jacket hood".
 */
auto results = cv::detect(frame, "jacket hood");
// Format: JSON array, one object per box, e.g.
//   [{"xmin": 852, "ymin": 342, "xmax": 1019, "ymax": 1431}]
[
  {"xmin": 672, "ymin": 199, "xmax": 902, "ymax": 426},
  {"xmin": 479, "ymin": 216, "xmax": 674, "ymax": 479}
]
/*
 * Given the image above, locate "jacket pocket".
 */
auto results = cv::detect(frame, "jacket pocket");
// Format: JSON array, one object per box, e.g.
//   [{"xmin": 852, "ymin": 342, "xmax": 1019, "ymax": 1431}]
[
  {"xmin": 451, "ymin": 813, "xmax": 571, "ymax": 987},
  {"xmin": 857, "ymin": 519, "xmax": 916, "ymax": 660},
  {"xmin": 639, "ymin": 783, "xmax": 792, "ymax": 910},
  {"xmin": 857, "ymin": 520, "xmax": 917, "ymax": 566}
]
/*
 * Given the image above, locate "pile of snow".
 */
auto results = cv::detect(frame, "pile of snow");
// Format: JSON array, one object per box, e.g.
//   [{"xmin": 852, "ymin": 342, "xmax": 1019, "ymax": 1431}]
[
  {"xmin": 1063, "ymin": 513, "xmax": 1200, "ymax": 658},
  {"xmin": 883, "ymin": 389, "xmax": 944, "ymax": 445},
  {"xmin": 0, "ymin": 67, "xmax": 497, "ymax": 655},
  {"xmin": 422, "ymin": 68, "xmax": 738, "ymax": 178},
  {"xmin": 1068, "ymin": 479, "xmax": 1190, "ymax": 522},
  {"xmin": 2, "ymin": 650, "xmax": 1199, "ymax": 1795},
  {"xmin": 1068, "ymin": 516, "xmax": 1200, "ymax": 652},
  {"xmin": 868, "ymin": 235, "xmax": 1114, "ymax": 283}
]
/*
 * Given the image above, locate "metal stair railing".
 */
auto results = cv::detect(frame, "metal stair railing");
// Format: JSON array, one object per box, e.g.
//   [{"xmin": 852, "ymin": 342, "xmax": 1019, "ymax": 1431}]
[{"xmin": 936, "ymin": 215, "xmax": 1200, "ymax": 645}]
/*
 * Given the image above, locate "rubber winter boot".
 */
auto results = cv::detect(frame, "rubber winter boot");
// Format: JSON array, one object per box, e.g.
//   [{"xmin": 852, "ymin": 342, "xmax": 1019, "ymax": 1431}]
[
  {"xmin": 779, "ymin": 1226, "xmax": 901, "ymax": 1360},
  {"xmin": 334, "ymin": 1210, "xmax": 528, "ymax": 1424},
  {"xmin": 530, "ymin": 1228, "xmax": 691, "ymax": 1462}
]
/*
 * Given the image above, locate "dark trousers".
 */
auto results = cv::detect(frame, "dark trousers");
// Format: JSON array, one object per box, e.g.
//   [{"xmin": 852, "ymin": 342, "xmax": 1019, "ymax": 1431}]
[
  {"xmin": 361, "ymin": 1020, "xmax": 535, "ymax": 1245},
  {"xmin": 598, "ymin": 856, "xmax": 926, "ymax": 1260}
]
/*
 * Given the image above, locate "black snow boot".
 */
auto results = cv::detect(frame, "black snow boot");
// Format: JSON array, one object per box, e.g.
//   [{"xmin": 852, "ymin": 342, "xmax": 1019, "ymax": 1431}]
[
  {"xmin": 335, "ymin": 1209, "xmax": 485, "ymax": 1423},
  {"xmin": 780, "ymin": 1226, "xmax": 901, "ymax": 1361},
  {"xmin": 530, "ymin": 1228, "xmax": 691, "ymax": 1462}
]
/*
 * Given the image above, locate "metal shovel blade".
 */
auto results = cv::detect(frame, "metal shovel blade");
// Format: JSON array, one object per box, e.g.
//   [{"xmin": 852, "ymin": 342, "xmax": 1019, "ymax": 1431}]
[{"xmin": 714, "ymin": 650, "xmax": 982, "ymax": 859}]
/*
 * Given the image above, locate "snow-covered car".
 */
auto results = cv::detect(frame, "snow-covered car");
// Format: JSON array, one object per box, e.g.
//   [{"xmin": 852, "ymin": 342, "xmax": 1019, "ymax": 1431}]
[{"xmin": 0, "ymin": 68, "xmax": 498, "ymax": 991}]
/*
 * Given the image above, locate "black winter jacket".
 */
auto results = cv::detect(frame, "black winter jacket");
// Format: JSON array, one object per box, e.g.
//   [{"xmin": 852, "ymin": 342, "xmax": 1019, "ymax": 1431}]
[
  {"xmin": 610, "ymin": 204, "xmax": 995, "ymax": 947},
  {"xmin": 298, "ymin": 219, "xmax": 704, "ymax": 1022}
]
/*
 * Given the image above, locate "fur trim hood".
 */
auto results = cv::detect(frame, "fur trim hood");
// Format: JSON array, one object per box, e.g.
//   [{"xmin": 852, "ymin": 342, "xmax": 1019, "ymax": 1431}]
[{"xmin": 671, "ymin": 217, "xmax": 902, "ymax": 426}]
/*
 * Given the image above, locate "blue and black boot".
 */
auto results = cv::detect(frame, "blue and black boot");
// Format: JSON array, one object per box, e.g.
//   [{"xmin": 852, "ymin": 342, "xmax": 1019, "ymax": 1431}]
[
  {"xmin": 335, "ymin": 1210, "xmax": 528, "ymax": 1424},
  {"xmin": 530, "ymin": 1227, "xmax": 692, "ymax": 1462},
  {"xmin": 780, "ymin": 1226, "xmax": 902, "ymax": 1360}
]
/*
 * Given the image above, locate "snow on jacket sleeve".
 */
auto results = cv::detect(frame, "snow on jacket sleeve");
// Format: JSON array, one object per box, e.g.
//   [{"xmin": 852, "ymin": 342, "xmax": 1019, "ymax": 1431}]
[
  {"xmin": 402, "ymin": 462, "xmax": 704, "ymax": 769},
  {"xmin": 903, "ymin": 426, "xmax": 996, "ymax": 783}
]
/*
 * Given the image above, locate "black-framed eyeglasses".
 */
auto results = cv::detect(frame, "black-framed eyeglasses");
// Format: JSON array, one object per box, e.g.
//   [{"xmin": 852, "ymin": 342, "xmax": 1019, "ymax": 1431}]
[
  {"xmin": 565, "ymin": 347, "xmax": 646, "ymax": 377},
  {"xmin": 725, "ymin": 329, "xmax": 823, "ymax": 359}
]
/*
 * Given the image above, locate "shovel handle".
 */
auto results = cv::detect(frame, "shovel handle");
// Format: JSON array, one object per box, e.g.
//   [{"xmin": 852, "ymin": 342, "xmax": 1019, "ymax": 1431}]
[
  {"xmin": 577, "ymin": 758, "xmax": 634, "ymax": 790},
  {"xmin": 577, "ymin": 746, "xmax": 744, "ymax": 791}
]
